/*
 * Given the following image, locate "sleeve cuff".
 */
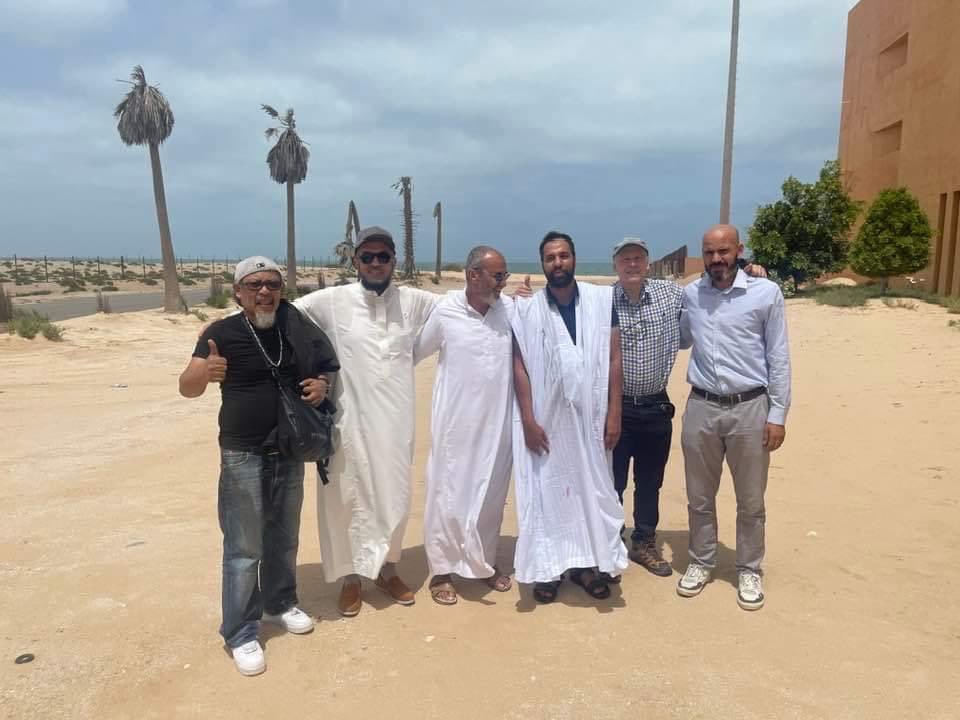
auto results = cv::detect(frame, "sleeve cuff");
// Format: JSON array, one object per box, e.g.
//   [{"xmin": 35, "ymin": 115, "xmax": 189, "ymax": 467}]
[{"xmin": 767, "ymin": 406, "xmax": 787, "ymax": 425}]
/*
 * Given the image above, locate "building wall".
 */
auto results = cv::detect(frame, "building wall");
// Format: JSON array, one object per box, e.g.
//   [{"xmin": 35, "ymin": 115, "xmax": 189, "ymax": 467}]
[{"xmin": 839, "ymin": 0, "xmax": 960, "ymax": 295}]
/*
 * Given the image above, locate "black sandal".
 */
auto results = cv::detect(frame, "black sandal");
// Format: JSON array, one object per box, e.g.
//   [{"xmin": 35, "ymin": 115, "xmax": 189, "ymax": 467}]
[
  {"xmin": 533, "ymin": 580, "xmax": 562, "ymax": 604},
  {"xmin": 569, "ymin": 568, "xmax": 611, "ymax": 599}
]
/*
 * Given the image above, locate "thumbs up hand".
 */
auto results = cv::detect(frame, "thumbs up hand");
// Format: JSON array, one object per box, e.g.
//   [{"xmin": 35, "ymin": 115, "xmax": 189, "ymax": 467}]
[
  {"xmin": 511, "ymin": 273, "xmax": 534, "ymax": 299},
  {"xmin": 206, "ymin": 339, "xmax": 228, "ymax": 383}
]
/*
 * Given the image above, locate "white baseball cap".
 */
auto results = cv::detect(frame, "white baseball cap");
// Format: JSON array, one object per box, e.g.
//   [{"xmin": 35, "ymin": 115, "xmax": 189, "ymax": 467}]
[
  {"xmin": 612, "ymin": 237, "xmax": 649, "ymax": 257},
  {"xmin": 234, "ymin": 256, "xmax": 282, "ymax": 283}
]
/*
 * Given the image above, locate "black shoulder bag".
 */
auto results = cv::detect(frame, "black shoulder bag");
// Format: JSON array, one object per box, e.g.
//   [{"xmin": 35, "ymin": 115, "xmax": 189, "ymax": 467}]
[{"xmin": 243, "ymin": 315, "xmax": 335, "ymax": 484}]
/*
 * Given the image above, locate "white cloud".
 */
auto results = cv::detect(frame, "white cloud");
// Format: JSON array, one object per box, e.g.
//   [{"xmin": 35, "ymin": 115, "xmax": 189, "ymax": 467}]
[{"xmin": 0, "ymin": 0, "xmax": 126, "ymax": 43}]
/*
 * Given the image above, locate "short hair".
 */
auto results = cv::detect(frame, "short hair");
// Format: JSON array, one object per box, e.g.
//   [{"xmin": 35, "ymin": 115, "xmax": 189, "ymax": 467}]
[
  {"xmin": 539, "ymin": 231, "xmax": 576, "ymax": 260},
  {"xmin": 464, "ymin": 245, "xmax": 502, "ymax": 273}
]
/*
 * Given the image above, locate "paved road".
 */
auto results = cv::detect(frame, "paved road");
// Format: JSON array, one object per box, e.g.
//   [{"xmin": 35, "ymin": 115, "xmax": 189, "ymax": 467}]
[{"xmin": 12, "ymin": 288, "xmax": 212, "ymax": 322}]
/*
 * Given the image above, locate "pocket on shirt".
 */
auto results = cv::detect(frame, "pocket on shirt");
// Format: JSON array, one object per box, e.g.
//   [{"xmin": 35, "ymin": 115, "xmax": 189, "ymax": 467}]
[{"xmin": 386, "ymin": 328, "xmax": 415, "ymax": 359}]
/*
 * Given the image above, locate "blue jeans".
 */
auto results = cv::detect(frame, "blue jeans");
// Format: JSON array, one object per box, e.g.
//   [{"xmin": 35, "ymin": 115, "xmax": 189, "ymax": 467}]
[{"xmin": 218, "ymin": 449, "xmax": 304, "ymax": 648}]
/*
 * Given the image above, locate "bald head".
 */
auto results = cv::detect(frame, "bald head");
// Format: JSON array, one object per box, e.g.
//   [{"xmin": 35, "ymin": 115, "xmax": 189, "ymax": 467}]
[
  {"xmin": 464, "ymin": 245, "xmax": 508, "ymax": 311},
  {"xmin": 702, "ymin": 224, "xmax": 743, "ymax": 289},
  {"xmin": 703, "ymin": 224, "xmax": 740, "ymax": 245}
]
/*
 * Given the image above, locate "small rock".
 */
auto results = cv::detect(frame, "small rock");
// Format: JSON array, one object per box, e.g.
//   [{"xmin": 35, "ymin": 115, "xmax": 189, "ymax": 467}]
[
  {"xmin": 111, "ymin": 384, "xmax": 128, "ymax": 389},
  {"xmin": 183, "ymin": 664, "xmax": 190, "ymax": 670},
  {"xmin": 424, "ymin": 635, "xmax": 435, "ymax": 643},
  {"xmin": 806, "ymin": 531, "xmax": 818, "ymax": 537}
]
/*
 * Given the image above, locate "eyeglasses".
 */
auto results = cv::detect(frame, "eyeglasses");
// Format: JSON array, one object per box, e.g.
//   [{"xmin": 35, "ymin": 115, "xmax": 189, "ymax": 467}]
[
  {"xmin": 489, "ymin": 271, "xmax": 511, "ymax": 284},
  {"xmin": 241, "ymin": 279, "xmax": 283, "ymax": 291},
  {"xmin": 358, "ymin": 251, "xmax": 394, "ymax": 265}
]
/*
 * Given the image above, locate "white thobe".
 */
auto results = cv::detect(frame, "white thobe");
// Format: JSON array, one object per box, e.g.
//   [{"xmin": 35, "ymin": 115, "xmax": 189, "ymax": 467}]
[
  {"xmin": 510, "ymin": 282, "xmax": 628, "ymax": 583},
  {"xmin": 414, "ymin": 290, "xmax": 514, "ymax": 579},
  {"xmin": 294, "ymin": 283, "xmax": 437, "ymax": 581}
]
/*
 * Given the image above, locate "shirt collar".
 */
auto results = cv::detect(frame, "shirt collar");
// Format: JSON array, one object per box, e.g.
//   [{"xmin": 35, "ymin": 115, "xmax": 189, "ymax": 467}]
[
  {"xmin": 545, "ymin": 281, "xmax": 579, "ymax": 307},
  {"xmin": 615, "ymin": 281, "xmax": 650, "ymax": 305},
  {"xmin": 707, "ymin": 268, "xmax": 748, "ymax": 293}
]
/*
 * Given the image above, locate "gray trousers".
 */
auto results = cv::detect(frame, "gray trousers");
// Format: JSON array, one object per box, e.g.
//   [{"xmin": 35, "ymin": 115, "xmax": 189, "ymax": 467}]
[{"xmin": 680, "ymin": 392, "xmax": 770, "ymax": 573}]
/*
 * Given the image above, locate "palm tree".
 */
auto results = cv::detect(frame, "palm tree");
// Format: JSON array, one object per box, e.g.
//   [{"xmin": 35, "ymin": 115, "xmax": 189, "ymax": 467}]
[
  {"xmin": 432, "ymin": 201, "xmax": 442, "ymax": 281},
  {"xmin": 114, "ymin": 65, "xmax": 180, "ymax": 313},
  {"xmin": 391, "ymin": 176, "xmax": 416, "ymax": 279},
  {"xmin": 262, "ymin": 105, "xmax": 309, "ymax": 289}
]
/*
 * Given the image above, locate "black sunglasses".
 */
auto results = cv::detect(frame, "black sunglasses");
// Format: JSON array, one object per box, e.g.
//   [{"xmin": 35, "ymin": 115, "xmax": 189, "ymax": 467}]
[
  {"xmin": 358, "ymin": 251, "xmax": 394, "ymax": 265},
  {"xmin": 241, "ymin": 279, "xmax": 283, "ymax": 291},
  {"xmin": 489, "ymin": 271, "xmax": 511, "ymax": 284}
]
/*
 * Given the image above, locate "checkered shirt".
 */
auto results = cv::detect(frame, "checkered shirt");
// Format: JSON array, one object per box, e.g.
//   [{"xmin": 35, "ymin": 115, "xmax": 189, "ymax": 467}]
[{"xmin": 614, "ymin": 279, "xmax": 683, "ymax": 397}]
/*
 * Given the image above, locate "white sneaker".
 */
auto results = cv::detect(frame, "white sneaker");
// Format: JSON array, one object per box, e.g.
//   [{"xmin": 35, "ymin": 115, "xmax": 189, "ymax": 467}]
[
  {"xmin": 231, "ymin": 640, "xmax": 265, "ymax": 676},
  {"xmin": 737, "ymin": 571, "xmax": 765, "ymax": 611},
  {"xmin": 263, "ymin": 606, "xmax": 314, "ymax": 634},
  {"xmin": 676, "ymin": 564, "xmax": 712, "ymax": 598}
]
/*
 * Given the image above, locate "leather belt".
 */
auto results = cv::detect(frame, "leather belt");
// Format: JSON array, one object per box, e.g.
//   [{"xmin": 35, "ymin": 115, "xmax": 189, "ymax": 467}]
[
  {"xmin": 623, "ymin": 391, "xmax": 669, "ymax": 406},
  {"xmin": 691, "ymin": 386, "xmax": 766, "ymax": 406}
]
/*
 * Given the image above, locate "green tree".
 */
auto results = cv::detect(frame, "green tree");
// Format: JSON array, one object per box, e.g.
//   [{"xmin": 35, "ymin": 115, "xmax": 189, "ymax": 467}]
[
  {"xmin": 262, "ymin": 105, "xmax": 309, "ymax": 289},
  {"xmin": 849, "ymin": 187, "xmax": 931, "ymax": 294},
  {"xmin": 114, "ymin": 65, "xmax": 181, "ymax": 313},
  {"xmin": 749, "ymin": 160, "xmax": 861, "ymax": 287}
]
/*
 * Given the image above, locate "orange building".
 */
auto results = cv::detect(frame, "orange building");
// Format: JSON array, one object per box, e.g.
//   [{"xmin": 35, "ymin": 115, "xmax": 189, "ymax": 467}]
[{"xmin": 839, "ymin": 0, "xmax": 960, "ymax": 296}]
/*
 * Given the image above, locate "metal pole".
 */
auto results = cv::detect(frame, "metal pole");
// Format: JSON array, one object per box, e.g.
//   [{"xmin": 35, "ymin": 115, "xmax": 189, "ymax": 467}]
[
  {"xmin": 719, "ymin": 0, "xmax": 740, "ymax": 225},
  {"xmin": 44, "ymin": 256, "xmax": 48, "ymax": 282}
]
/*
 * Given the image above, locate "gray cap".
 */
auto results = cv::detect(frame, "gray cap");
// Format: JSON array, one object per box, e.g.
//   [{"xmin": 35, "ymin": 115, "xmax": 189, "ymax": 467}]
[
  {"xmin": 612, "ymin": 237, "xmax": 649, "ymax": 257},
  {"xmin": 234, "ymin": 256, "xmax": 282, "ymax": 283},
  {"xmin": 356, "ymin": 226, "xmax": 396, "ymax": 253}
]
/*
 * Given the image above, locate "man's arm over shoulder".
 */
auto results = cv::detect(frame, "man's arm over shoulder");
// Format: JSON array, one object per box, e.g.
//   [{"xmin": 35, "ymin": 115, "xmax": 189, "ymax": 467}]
[
  {"xmin": 763, "ymin": 285, "xmax": 791, "ymax": 425},
  {"xmin": 293, "ymin": 287, "xmax": 335, "ymax": 330},
  {"xmin": 413, "ymin": 298, "xmax": 445, "ymax": 365},
  {"xmin": 679, "ymin": 282, "xmax": 696, "ymax": 350}
]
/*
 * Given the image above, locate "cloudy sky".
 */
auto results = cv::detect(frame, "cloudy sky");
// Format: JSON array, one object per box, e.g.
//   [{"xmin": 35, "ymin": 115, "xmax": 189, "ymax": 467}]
[{"xmin": 0, "ymin": 0, "xmax": 859, "ymax": 264}]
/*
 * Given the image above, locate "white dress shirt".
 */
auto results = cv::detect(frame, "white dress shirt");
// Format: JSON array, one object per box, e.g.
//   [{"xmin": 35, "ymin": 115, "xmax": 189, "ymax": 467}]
[{"xmin": 680, "ymin": 269, "xmax": 791, "ymax": 425}]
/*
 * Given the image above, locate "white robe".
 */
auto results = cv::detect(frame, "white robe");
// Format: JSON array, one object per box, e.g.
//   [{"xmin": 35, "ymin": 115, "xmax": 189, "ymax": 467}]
[
  {"xmin": 510, "ymin": 282, "xmax": 628, "ymax": 583},
  {"xmin": 414, "ymin": 290, "xmax": 514, "ymax": 579},
  {"xmin": 294, "ymin": 283, "xmax": 437, "ymax": 581}
]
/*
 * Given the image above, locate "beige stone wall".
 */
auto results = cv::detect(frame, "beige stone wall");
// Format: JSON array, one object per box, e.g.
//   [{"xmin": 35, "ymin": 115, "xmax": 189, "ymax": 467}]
[{"xmin": 839, "ymin": 0, "xmax": 960, "ymax": 296}]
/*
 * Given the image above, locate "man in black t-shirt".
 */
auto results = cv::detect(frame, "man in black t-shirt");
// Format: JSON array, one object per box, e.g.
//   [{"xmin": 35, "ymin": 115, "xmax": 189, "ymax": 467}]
[{"xmin": 179, "ymin": 256, "xmax": 338, "ymax": 676}]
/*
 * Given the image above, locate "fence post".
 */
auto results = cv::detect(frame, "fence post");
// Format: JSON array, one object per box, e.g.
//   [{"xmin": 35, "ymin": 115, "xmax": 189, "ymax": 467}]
[{"xmin": 141, "ymin": 257, "xmax": 146, "ymax": 280}]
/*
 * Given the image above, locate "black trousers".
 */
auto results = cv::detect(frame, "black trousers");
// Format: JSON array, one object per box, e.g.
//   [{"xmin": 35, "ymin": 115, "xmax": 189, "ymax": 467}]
[{"xmin": 612, "ymin": 394, "xmax": 673, "ymax": 542}]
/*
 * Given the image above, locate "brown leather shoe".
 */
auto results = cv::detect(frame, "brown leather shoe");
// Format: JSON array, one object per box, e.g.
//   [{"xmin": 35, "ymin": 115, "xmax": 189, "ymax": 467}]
[
  {"xmin": 338, "ymin": 580, "xmax": 362, "ymax": 617},
  {"xmin": 630, "ymin": 539, "xmax": 673, "ymax": 577},
  {"xmin": 376, "ymin": 574, "xmax": 416, "ymax": 606}
]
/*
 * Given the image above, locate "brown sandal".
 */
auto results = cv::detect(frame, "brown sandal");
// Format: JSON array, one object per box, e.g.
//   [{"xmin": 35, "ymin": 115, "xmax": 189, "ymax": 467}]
[
  {"xmin": 429, "ymin": 576, "xmax": 458, "ymax": 605},
  {"xmin": 485, "ymin": 569, "xmax": 512, "ymax": 592}
]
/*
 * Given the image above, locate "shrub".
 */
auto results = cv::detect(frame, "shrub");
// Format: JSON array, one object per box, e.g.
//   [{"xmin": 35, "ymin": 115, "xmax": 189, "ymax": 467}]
[
  {"xmin": 205, "ymin": 290, "xmax": 232, "ymax": 309},
  {"xmin": 189, "ymin": 308, "xmax": 208, "ymax": 322},
  {"xmin": 811, "ymin": 286, "xmax": 874, "ymax": 308},
  {"xmin": 143, "ymin": 278, "xmax": 159, "ymax": 286},
  {"xmin": 441, "ymin": 263, "xmax": 464, "ymax": 272},
  {"xmin": 9, "ymin": 310, "xmax": 63, "ymax": 341},
  {"xmin": 41, "ymin": 322, "xmax": 64, "ymax": 341}
]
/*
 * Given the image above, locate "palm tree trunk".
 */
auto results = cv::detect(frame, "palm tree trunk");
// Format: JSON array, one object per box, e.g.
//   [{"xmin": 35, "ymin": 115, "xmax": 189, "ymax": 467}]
[
  {"xmin": 880, "ymin": 276, "xmax": 889, "ymax": 295},
  {"xmin": 404, "ymin": 191, "xmax": 415, "ymax": 277},
  {"xmin": 149, "ymin": 142, "xmax": 180, "ymax": 313},
  {"xmin": 286, "ymin": 181, "xmax": 296, "ymax": 289}
]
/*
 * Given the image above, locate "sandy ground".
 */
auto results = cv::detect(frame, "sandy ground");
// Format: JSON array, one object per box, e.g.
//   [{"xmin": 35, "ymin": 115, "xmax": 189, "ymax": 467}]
[{"xmin": 2, "ymin": 287, "xmax": 959, "ymax": 720}]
